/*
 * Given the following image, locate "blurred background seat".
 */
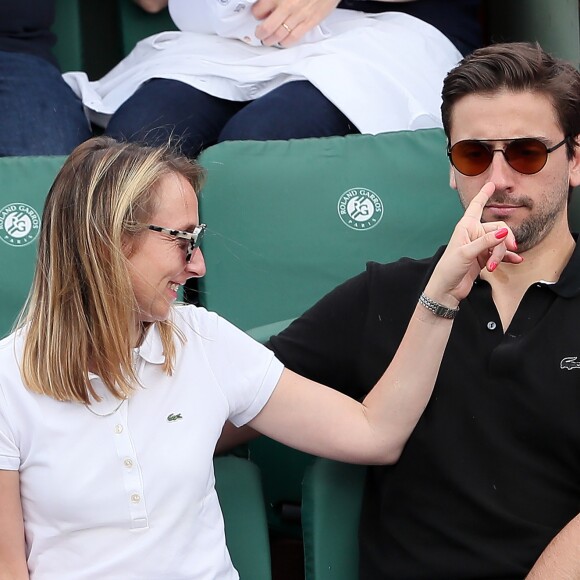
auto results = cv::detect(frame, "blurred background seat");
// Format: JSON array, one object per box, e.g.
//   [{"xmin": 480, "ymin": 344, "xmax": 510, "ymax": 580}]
[
  {"xmin": 484, "ymin": 0, "xmax": 579, "ymax": 65},
  {"xmin": 214, "ymin": 455, "xmax": 272, "ymax": 580},
  {"xmin": 0, "ymin": 156, "xmax": 66, "ymax": 339},
  {"xmin": 117, "ymin": 0, "xmax": 176, "ymax": 58},
  {"xmin": 301, "ymin": 458, "xmax": 366, "ymax": 580}
]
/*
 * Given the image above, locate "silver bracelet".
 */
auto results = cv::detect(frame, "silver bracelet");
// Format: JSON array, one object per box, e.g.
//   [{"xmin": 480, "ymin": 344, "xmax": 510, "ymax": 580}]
[{"xmin": 418, "ymin": 293, "xmax": 460, "ymax": 320}]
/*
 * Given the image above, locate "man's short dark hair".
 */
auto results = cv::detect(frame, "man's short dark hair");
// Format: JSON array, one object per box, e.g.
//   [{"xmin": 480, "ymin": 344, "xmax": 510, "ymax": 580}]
[{"xmin": 441, "ymin": 42, "xmax": 580, "ymax": 159}]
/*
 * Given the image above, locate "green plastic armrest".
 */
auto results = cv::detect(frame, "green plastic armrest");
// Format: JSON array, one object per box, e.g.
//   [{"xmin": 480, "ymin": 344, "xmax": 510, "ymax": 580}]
[{"xmin": 246, "ymin": 318, "xmax": 296, "ymax": 344}]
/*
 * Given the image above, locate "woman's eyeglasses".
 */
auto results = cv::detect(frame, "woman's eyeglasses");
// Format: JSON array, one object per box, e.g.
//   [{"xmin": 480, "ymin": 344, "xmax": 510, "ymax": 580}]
[
  {"xmin": 147, "ymin": 223, "xmax": 207, "ymax": 263},
  {"xmin": 448, "ymin": 137, "xmax": 568, "ymax": 177}
]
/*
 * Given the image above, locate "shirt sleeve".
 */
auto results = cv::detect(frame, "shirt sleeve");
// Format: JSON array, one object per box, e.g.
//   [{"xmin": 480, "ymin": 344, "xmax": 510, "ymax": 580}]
[
  {"xmin": 0, "ymin": 381, "xmax": 20, "ymax": 470},
  {"xmin": 267, "ymin": 268, "xmax": 371, "ymax": 400},
  {"xmin": 201, "ymin": 313, "xmax": 284, "ymax": 427}
]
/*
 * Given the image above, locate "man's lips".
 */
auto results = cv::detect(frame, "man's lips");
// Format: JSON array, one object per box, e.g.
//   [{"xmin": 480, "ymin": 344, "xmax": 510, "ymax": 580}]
[{"xmin": 485, "ymin": 203, "xmax": 525, "ymax": 212}]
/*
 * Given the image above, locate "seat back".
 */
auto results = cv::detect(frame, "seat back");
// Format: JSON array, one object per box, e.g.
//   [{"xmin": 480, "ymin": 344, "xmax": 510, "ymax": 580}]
[
  {"xmin": 197, "ymin": 128, "xmax": 461, "ymax": 331},
  {"xmin": 301, "ymin": 458, "xmax": 366, "ymax": 580},
  {"xmin": 0, "ymin": 156, "xmax": 66, "ymax": 339},
  {"xmin": 485, "ymin": 0, "xmax": 580, "ymax": 64},
  {"xmin": 570, "ymin": 188, "xmax": 580, "ymax": 232},
  {"xmin": 117, "ymin": 0, "xmax": 177, "ymax": 56},
  {"xmin": 214, "ymin": 455, "xmax": 272, "ymax": 580},
  {"xmin": 52, "ymin": 0, "xmax": 84, "ymax": 72}
]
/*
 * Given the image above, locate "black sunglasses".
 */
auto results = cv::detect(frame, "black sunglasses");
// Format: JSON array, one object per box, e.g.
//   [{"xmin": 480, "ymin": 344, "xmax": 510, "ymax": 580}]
[{"xmin": 448, "ymin": 137, "xmax": 568, "ymax": 177}]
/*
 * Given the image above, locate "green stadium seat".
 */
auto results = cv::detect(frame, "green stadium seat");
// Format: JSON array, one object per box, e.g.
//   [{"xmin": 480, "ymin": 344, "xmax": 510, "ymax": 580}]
[
  {"xmin": 0, "ymin": 156, "xmax": 66, "ymax": 339},
  {"xmin": 301, "ymin": 458, "xmax": 365, "ymax": 580},
  {"xmin": 52, "ymin": 0, "xmax": 84, "ymax": 72},
  {"xmin": 52, "ymin": 0, "xmax": 122, "ymax": 79},
  {"xmin": 570, "ymin": 189, "xmax": 580, "ymax": 230},
  {"xmin": 117, "ymin": 0, "xmax": 177, "ymax": 57},
  {"xmin": 197, "ymin": 129, "xmax": 461, "ymax": 331},
  {"xmin": 214, "ymin": 455, "xmax": 272, "ymax": 580},
  {"xmin": 485, "ymin": 0, "xmax": 579, "ymax": 64}
]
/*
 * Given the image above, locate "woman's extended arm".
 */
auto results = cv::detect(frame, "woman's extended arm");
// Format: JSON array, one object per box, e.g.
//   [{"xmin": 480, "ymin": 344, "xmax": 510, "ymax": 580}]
[
  {"xmin": 526, "ymin": 513, "xmax": 580, "ymax": 579},
  {"xmin": 249, "ymin": 183, "xmax": 522, "ymax": 464},
  {"xmin": 0, "ymin": 470, "xmax": 28, "ymax": 580}
]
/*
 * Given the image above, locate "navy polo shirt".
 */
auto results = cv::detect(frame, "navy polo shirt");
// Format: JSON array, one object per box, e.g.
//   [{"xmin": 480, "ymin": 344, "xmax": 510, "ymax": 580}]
[{"xmin": 269, "ymin": 239, "xmax": 580, "ymax": 579}]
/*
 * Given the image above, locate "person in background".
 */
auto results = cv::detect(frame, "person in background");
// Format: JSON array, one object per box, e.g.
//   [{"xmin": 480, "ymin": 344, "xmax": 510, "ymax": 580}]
[
  {"xmin": 63, "ymin": 0, "xmax": 481, "ymax": 158},
  {"xmin": 220, "ymin": 41, "xmax": 580, "ymax": 578},
  {"xmin": 0, "ymin": 1, "xmax": 92, "ymax": 156},
  {"xmin": 0, "ymin": 134, "xmax": 516, "ymax": 578}
]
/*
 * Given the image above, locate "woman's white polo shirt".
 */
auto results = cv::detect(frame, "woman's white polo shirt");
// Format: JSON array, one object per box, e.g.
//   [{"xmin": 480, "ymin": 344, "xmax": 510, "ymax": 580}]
[{"xmin": 0, "ymin": 305, "xmax": 283, "ymax": 579}]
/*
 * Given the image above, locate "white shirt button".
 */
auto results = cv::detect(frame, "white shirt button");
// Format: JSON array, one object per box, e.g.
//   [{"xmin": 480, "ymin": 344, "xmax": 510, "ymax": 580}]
[
  {"xmin": 124, "ymin": 458, "xmax": 134, "ymax": 468},
  {"xmin": 115, "ymin": 424, "xmax": 123, "ymax": 434},
  {"xmin": 131, "ymin": 493, "xmax": 141, "ymax": 503},
  {"xmin": 487, "ymin": 321, "xmax": 497, "ymax": 330}
]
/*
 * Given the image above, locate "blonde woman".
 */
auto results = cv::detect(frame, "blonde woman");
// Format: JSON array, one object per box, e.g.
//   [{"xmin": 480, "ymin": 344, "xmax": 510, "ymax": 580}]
[{"xmin": 0, "ymin": 136, "xmax": 518, "ymax": 579}]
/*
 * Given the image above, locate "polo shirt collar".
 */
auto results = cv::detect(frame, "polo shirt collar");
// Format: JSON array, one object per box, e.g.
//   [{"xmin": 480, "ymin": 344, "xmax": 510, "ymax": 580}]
[
  {"xmin": 135, "ymin": 323, "xmax": 166, "ymax": 365},
  {"xmin": 87, "ymin": 324, "xmax": 166, "ymax": 385},
  {"xmin": 432, "ymin": 234, "xmax": 580, "ymax": 299},
  {"xmin": 548, "ymin": 233, "xmax": 580, "ymax": 298}
]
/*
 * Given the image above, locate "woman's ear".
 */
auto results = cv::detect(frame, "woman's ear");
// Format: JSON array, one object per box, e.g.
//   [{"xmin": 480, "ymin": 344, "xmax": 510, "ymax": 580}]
[{"xmin": 121, "ymin": 233, "xmax": 135, "ymax": 259}]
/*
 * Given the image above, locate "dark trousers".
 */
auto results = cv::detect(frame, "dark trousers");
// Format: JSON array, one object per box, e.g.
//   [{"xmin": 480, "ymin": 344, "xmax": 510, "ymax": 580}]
[
  {"xmin": 0, "ymin": 51, "xmax": 92, "ymax": 156},
  {"xmin": 104, "ymin": 78, "xmax": 358, "ymax": 158}
]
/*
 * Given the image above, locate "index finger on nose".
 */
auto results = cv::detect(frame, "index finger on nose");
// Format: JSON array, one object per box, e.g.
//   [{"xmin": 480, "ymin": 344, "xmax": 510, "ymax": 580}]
[{"xmin": 463, "ymin": 182, "xmax": 496, "ymax": 221}]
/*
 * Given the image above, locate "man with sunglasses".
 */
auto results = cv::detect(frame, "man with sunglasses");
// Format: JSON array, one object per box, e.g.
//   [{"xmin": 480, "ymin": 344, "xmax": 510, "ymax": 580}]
[{"xmin": 219, "ymin": 41, "xmax": 580, "ymax": 578}]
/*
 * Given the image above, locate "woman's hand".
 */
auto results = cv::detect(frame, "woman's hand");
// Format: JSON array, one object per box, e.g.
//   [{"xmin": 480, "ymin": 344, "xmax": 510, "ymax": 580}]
[
  {"xmin": 133, "ymin": 0, "xmax": 168, "ymax": 14},
  {"xmin": 252, "ymin": 0, "xmax": 340, "ymax": 47},
  {"xmin": 424, "ymin": 182, "xmax": 522, "ymax": 309}
]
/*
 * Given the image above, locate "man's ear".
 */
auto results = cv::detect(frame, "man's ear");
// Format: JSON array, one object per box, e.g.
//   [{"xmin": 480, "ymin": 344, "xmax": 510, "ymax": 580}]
[
  {"xmin": 449, "ymin": 165, "xmax": 458, "ymax": 190},
  {"xmin": 570, "ymin": 135, "xmax": 580, "ymax": 189}
]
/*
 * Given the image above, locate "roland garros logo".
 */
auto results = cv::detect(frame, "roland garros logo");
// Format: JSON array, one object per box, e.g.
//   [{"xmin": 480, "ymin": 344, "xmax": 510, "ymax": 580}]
[
  {"xmin": 0, "ymin": 203, "xmax": 41, "ymax": 247},
  {"xmin": 337, "ymin": 188, "xmax": 384, "ymax": 231}
]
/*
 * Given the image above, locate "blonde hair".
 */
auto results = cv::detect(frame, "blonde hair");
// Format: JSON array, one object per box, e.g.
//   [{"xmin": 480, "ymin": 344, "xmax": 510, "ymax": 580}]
[{"xmin": 18, "ymin": 137, "xmax": 205, "ymax": 403}]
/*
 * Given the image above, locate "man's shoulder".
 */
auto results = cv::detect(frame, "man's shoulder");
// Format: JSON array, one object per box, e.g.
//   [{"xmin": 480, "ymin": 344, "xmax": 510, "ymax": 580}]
[{"xmin": 363, "ymin": 249, "xmax": 443, "ymax": 290}]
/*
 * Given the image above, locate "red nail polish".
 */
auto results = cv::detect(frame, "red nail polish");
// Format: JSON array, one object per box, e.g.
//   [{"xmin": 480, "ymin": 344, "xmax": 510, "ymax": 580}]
[
  {"xmin": 495, "ymin": 228, "xmax": 508, "ymax": 239},
  {"xmin": 488, "ymin": 261, "xmax": 497, "ymax": 272}
]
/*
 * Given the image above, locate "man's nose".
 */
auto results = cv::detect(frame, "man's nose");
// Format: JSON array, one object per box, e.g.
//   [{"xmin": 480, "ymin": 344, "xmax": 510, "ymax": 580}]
[{"xmin": 487, "ymin": 149, "xmax": 514, "ymax": 188}]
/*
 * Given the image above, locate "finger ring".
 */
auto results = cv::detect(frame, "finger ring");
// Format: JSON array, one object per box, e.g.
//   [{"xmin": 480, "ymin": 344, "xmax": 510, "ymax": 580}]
[{"xmin": 281, "ymin": 22, "xmax": 292, "ymax": 33}]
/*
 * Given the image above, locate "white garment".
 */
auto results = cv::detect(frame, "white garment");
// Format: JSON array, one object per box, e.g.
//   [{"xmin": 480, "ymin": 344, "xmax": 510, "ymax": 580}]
[
  {"xmin": 170, "ymin": 0, "xmax": 329, "ymax": 46},
  {"xmin": 0, "ymin": 305, "xmax": 283, "ymax": 579},
  {"xmin": 64, "ymin": 8, "xmax": 461, "ymax": 133}
]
